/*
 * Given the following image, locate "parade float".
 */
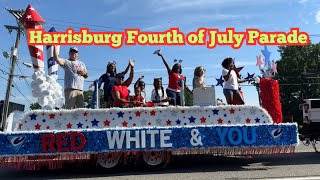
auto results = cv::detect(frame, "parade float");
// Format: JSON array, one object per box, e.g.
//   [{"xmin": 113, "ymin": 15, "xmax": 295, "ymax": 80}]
[{"xmin": 0, "ymin": 4, "xmax": 298, "ymax": 171}]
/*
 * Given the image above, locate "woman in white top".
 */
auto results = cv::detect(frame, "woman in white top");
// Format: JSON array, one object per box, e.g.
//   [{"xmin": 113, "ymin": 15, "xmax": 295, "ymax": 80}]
[
  {"xmin": 151, "ymin": 78, "xmax": 170, "ymax": 106},
  {"xmin": 221, "ymin": 57, "xmax": 248, "ymax": 105}
]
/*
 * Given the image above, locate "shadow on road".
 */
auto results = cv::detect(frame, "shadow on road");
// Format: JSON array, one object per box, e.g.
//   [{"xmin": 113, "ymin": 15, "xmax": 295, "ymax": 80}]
[{"xmin": 0, "ymin": 152, "xmax": 320, "ymax": 180}]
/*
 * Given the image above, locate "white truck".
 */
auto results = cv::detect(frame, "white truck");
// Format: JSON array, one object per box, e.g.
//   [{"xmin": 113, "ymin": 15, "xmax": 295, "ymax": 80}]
[{"xmin": 300, "ymin": 99, "xmax": 320, "ymax": 152}]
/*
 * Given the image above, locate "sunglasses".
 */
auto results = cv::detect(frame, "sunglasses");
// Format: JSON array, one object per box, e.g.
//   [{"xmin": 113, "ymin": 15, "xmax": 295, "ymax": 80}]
[{"xmin": 70, "ymin": 50, "xmax": 78, "ymax": 54}]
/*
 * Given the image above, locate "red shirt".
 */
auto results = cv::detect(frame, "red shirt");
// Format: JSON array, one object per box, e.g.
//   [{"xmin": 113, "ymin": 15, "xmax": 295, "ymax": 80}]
[
  {"xmin": 168, "ymin": 72, "xmax": 184, "ymax": 92},
  {"xmin": 133, "ymin": 95, "xmax": 144, "ymax": 107},
  {"xmin": 112, "ymin": 82, "xmax": 130, "ymax": 107}
]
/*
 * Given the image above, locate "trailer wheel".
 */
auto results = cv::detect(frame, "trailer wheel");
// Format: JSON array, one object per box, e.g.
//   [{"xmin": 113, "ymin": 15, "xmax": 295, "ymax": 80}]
[
  {"xmin": 141, "ymin": 151, "xmax": 170, "ymax": 170},
  {"xmin": 97, "ymin": 152, "xmax": 123, "ymax": 170}
]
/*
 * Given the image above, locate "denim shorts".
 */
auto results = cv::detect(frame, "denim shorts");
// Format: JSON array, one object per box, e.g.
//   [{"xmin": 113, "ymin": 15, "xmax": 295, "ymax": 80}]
[{"xmin": 223, "ymin": 89, "xmax": 238, "ymax": 96}]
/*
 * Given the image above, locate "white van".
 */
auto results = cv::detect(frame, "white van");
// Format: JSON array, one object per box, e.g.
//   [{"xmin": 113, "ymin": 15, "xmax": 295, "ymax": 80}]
[{"xmin": 301, "ymin": 99, "xmax": 320, "ymax": 123}]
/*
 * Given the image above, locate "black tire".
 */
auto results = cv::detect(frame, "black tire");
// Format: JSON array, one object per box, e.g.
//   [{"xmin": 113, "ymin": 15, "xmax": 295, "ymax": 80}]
[
  {"xmin": 96, "ymin": 152, "xmax": 123, "ymax": 172},
  {"xmin": 140, "ymin": 151, "xmax": 171, "ymax": 171}
]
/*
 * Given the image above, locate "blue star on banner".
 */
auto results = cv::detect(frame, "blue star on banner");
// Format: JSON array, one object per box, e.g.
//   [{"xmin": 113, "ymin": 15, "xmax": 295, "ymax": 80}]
[
  {"xmin": 255, "ymin": 118, "xmax": 260, "ymax": 123},
  {"xmin": 176, "ymin": 119, "xmax": 181, "ymax": 125},
  {"xmin": 261, "ymin": 46, "xmax": 271, "ymax": 68},
  {"xmin": 91, "ymin": 119, "xmax": 99, "ymax": 127},
  {"xmin": 216, "ymin": 76, "xmax": 224, "ymax": 87},
  {"xmin": 212, "ymin": 109, "xmax": 219, "ymax": 115},
  {"xmin": 129, "ymin": 116, "xmax": 132, "ymax": 120},
  {"xmin": 77, "ymin": 122, "xmax": 83, "ymax": 128},
  {"xmin": 30, "ymin": 114, "xmax": 37, "ymax": 120},
  {"xmin": 117, "ymin": 111, "xmax": 124, "ymax": 118},
  {"xmin": 188, "ymin": 116, "xmax": 196, "ymax": 123}
]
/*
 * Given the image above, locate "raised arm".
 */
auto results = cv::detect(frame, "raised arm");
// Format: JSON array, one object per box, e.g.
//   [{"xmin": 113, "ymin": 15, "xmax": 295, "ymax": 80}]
[
  {"xmin": 53, "ymin": 46, "xmax": 65, "ymax": 66},
  {"xmin": 157, "ymin": 52, "xmax": 171, "ymax": 74},
  {"xmin": 112, "ymin": 91, "xmax": 131, "ymax": 104},
  {"xmin": 124, "ymin": 60, "xmax": 134, "ymax": 86},
  {"xmin": 120, "ymin": 61, "xmax": 131, "ymax": 75},
  {"xmin": 134, "ymin": 75, "xmax": 144, "ymax": 88}
]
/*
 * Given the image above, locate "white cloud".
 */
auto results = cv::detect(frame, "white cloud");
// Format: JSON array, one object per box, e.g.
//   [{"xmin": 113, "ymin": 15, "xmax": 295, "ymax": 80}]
[
  {"xmin": 316, "ymin": 10, "xmax": 320, "ymax": 23},
  {"xmin": 104, "ymin": 2, "xmax": 128, "ymax": 16},
  {"xmin": 298, "ymin": 0, "xmax": 308, "ymax": 3},
  {"xmin": 152, "ymin": 0, "xmax": 288, "ymax": 13}
]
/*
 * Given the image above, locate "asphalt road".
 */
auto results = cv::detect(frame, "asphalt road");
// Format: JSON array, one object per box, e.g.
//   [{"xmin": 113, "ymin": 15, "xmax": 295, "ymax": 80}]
[{"xmin": 0, "ymin": 142, "xmax": 320, "ymax": 180}]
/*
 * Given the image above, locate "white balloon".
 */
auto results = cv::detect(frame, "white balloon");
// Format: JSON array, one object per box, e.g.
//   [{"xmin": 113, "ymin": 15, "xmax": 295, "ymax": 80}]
[
  {"xmin": 42, "ymin": 90, "xmax": 50, "ymax": 96},
  {"xmin": 42, "ymin": 105, "xmax": 53, "ymax": 110}
]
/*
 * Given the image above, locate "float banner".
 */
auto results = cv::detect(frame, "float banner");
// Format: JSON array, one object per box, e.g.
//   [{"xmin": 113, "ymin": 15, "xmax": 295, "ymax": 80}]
[{"xmin": 0, "ymin": 124, "xmax": 297, "ymax": 156}]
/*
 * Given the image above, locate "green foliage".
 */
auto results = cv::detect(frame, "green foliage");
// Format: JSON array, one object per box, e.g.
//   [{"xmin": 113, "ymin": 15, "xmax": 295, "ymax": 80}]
[
  {"xmin": 83, "ymin": 89, "xmax": 104, "ymax": 108},
  {"xmin": 29, "ymin": 102, "xmax": 41, "ymax": 110},
  {"xmin": 277, "ymin": 43, "xmax": 320, "ymax": 124}
]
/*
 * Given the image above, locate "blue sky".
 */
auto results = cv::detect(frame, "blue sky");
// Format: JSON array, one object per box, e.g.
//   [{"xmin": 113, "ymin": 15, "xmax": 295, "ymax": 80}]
[{"xmin": 0, "ymin": 0, "xmax": 320, "ymax": 111}]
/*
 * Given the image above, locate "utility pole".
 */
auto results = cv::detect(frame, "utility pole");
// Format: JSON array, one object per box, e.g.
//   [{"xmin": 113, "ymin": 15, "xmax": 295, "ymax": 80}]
[{"xmin": 0, "ymin": 8, "xmax": 24, "ymax": 131}]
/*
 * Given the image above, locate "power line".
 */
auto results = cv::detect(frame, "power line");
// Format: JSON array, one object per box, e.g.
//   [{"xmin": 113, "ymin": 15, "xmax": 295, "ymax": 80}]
[{"xmin": 13, "ymin": 81, "xmax": 31, "ymax": 104}]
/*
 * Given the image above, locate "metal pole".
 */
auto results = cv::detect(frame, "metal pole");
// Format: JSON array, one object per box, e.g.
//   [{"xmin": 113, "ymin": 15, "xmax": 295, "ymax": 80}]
[
  {"xmin": 256, "ymin": 84, "xmax": 261, "ymax": 106},
  {"xmin": 95, "ymin": 82, "xmax": 99, "ymax": 109},
  {"xmin": 1, "ymin": 28, "xmax": 21, "ymax": 130},
  {"xmin": 180, "ymin": 80, "xmax": 185, "ymax": 106}
]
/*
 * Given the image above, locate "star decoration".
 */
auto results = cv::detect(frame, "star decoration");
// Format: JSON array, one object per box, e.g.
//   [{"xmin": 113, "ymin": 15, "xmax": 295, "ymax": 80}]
[
  {"xmin": 104, "ymin": 119, "xmax": 111, "ymax": 126},
  {"xmin": 77, "ymin": 122, "xmax": 83, "ymax": 128},
  {"xmin": 148, "ymin": 122, "xmax": 152, "ymax": 126},
  {"xmin": 150, "ymin": 111, "xmax": 156, "ymax": 116},
  {"xmin": 46, "ymin": 126, "xmax": 50, "ymax": 129},
  {"xmin": 91, "ymin": 119, "xmax": 99, "ymax": 126},
  {"xmin": 188, "ymin": 116, "xmax": 196, "ymax": 123},
  {"xmin": 72, "ymin": 113, "xmax": 79, "ymax": 120},
  {"xmin": 129, "ymin": 116, "xmax": 133, "ymax": 120},
  {"xmin": 212, "ymin": 109, "xmax": 219, "ymax": 115},
  {"xmin": 217, "ymin": 118, "xmax": 223, "ymax": 124},
  {"xmin": 246, "ymin": 118, "xmax": 251, "ymax": 123},
  {"xmin": 117, "ymin": 111, "xmax": 124, "ymax": 118},
  {"xmin": 181, "ymin": 110, "xmax": 185, "ymax": 113},
  {"xmin": 228, "ymin": 120, "xmax": 231, "ymax": 124},
  {"xmin": 234, "ymin": 65, "xmax": 244, "ymax": 78},
  {"xmin": 261, "ymin": 46, "xmax": 271, "ymax": 68},
  {"xmin": 235, "ymin": 116, "xmax": 241, "ymax": 123},
  {"xmin": 272, "ymin": 60, "xmax": 278, "ymax": 75},
  {"xmin": 133, "ymin": 123, "xmax": 136, "ymax": 127},
  {"xmin": 140, "ymin": 119, "xmax": 147, "ymax": 126},
  {"xmin": 29, "ymin": 7, "xmax": 35, "ymax": 11},
  {"xmin": 83, "ymin": 112, "xmax": 88, "ymax": 116},
  {"xmin": 215, "ymin": 76, "xmax": 224, "ymax": 87},
  {"xmin": 200, "ymin": 116, "xmax": 206, "ymax": 123},
  {"xmin": 255, "ymin": 118, "xmax": 260, "ymax": 123},
  {"xmin": 166, "ymin": 119, "xmax": 172, "ymax": 125},
  {"xmin": 36, "ymin": 51, "xmax": 41, "ymax": 57},
  {"xmin": 49, "ymin": 114, "xmax": 55, "ymax": 119},
  {"xmin": 249, "ymin": 108, "xmax": 257, "ymax": 115},
  {"xmin": 156, "ymin": 118, "xmax": 162, "ymax": 125},
  {"xmin": 122, "ymin": 121, "xmax": 128, "ymax": 127},
  {"xmin": 26, "ymin": 15, "xmax": 32, "ymax": 19},
  {"xmin": 18, "ymin": 123, "xmax": 23, "ymax": 129},
  {"xmin": 245, "ymin": 73, "xmax": 255, "ymax": 82},
  {"xmin": 171, "ymin": 110, "xmax": 178, "ymax": 117},
  {"xmin": 54, "ymin": 121, "xmax": 62, "ymax": 128},
  {"xmin": 35, "ymin": 123, "xmax": 41, "ymax": 130},
  {"xmin": 30, "ymin": 114, "xmax": 37, "ymax": 120},
  {"xmin": 42, "ymin": 119, "xmax": 46, "ymax": 122},
  {"xmin": 256, "ymin": 55, "xmax": 263, "ymax": 69},
  {"xmin": 176, "ymin": 119, "xmax": 181, "ymax": 125},
  {"xmin": 67, "ymin": 123, "xmax": 72, "ymax": 129},
  {"xmin": 48, "ymin": 59, "xmax": 54, "ymax": 65},
  {"xmin": 229, "ymin": 108, "xmax": 235, "ymax": 114},
  {"xmin": 135, "ymin": 111, "xmax": 141, "ymax": 117}
]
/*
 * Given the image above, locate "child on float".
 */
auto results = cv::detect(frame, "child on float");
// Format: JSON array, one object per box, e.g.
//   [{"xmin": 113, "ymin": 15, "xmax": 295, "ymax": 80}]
[
  {"xmin": 98, "ymin": 61, "xmax": 131, "ymax": 108},
  {"xmin": 134, "ymin": 75, "xmax": 146, "ymax": 103},
  {"xmin": 132, "ymin": 86, "xmax": 145, "ymax": 107},
  {"xmin": 221, "ymin": 57, "xmax": 249, "ymax": 105},
  {"xmin": 193, "ymin": 66, "xmax": 206, "ymax": 89},
  {"xmin": 112, "ymin": 60, "xmax": 142, "ymax": 108},
  {"xmin": 157, "ymin": 51, "xmax": 193, "ymax": 106},
  {"xmin": 151, "ymin": 77, "xmax": 170, "ymax": 107}
]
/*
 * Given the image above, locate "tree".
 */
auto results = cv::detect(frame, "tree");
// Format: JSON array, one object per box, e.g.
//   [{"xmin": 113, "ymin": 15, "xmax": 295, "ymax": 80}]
[
  {"xmin": 83, "ymin": 89, "xmax": 104, "ymax": 108},
  {"xmin": 277, "ymin": 43, "xmax": 320, "ymax": 124},
  {"xmin": 29, "ymin": 102, "xmax": 41, "ymax": 110}
]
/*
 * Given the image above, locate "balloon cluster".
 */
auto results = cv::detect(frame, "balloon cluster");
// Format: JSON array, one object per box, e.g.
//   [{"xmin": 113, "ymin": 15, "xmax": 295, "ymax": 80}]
[{"xmin": 30, "ymin": 69, "xmax": 64, "ymax": 110}]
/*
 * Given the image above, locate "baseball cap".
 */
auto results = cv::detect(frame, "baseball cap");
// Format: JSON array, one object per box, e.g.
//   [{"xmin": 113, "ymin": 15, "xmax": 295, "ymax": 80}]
[{"xmin": 69, "ymin": 47, "xmax": 78, "ymax": 53}]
